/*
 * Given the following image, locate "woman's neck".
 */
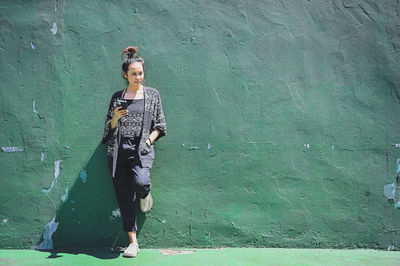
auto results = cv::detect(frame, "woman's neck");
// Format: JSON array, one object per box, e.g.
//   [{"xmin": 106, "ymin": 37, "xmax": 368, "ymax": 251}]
[{"xmin": 127, "ymin": 84, "xmax": 142, "ymax": 93}]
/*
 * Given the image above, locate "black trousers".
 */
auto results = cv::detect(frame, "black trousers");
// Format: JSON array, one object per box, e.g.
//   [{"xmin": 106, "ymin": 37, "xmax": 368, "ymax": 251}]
[{"xmin": 112, "ymin": 140, "xmax": 151, "ymax": 232}]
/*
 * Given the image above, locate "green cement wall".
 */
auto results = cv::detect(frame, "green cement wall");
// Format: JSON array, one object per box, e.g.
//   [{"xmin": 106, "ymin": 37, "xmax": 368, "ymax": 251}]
[{"xmin": 1, "ymin": 0, "xmax": 400, "ymax": 249}]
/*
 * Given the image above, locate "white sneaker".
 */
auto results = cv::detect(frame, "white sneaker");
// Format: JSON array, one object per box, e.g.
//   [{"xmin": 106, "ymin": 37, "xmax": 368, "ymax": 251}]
[
  {"xmin": 123, "ymin": 242, "xmax": 139, "ymax": 258},
  {"xmin": 140, "ymin": 192, "xmax": 153, "ymax": 213}
]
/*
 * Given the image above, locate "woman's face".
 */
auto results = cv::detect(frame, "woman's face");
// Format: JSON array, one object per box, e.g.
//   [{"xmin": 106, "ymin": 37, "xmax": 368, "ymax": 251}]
[{"xmin": 123, "ymin": 62, "xmax": 144, "ymax": 85}]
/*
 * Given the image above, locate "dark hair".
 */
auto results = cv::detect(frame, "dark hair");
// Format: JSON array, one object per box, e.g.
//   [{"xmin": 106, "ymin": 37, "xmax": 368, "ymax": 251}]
[{"xmin": 121, "ymin": 46, "xmax": 145, "ymax": 73}]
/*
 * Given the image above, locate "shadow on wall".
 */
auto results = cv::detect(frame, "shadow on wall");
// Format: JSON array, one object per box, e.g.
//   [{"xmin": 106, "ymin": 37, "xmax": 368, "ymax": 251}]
[{"xmin": 35, "ymin": 143, "xmax": 147, "ymax": 259}]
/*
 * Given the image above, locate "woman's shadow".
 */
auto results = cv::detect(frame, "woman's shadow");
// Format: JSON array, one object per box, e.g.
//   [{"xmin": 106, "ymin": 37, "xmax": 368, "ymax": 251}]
[{"xmin": 37, "ymin": 143, "xmax": 146, "ymax": 259}]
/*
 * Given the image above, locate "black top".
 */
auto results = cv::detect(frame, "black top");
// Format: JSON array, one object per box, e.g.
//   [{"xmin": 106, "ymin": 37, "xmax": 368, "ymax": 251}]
[{"xmin": 119, "ymin": 98, "xmax": 144, "ymax": 140}]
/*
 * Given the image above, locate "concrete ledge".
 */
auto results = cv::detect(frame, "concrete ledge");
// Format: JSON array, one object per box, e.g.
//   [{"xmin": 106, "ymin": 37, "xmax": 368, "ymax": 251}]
[{"xmin": 1, "ymin": 248, "xmax": 400, "ymax": 265}]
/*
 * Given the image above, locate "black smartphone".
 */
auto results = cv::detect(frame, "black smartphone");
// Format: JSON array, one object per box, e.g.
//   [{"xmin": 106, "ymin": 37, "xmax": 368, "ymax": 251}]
[{"xmin": 116, "ymin": 99, "xmax": 128, "ymax": 110}]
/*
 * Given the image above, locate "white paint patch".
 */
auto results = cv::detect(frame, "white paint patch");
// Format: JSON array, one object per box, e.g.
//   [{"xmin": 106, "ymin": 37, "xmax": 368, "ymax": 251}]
[
  {"xmin": 42, "ymin": 179, "xmax": 56, "ymax": 193},
  {"xmin": 31, "ymin": 41, "xmax": 35, "ymax": 49},
  {"xmin": 42, "ymin": 159, "xmax": 62, "ymax": 193},
  {"xmin": 188, "ymin": 146, "xmax": 200, "ymax": 151},
  {"xmin": 304, "ymin": 144, "xmax": 310, "ymax": 150},
  {"xmin": 33, "ymin": 215, "xmax": 59, "ymax": 250},
  {"xmin": 51, "ymin": 22, "xmax": 57, "ymax": 35},
  {"xmin": 54, "ymin": 159, "xmax": 62, "ymax": 178},
  {"xmin": 80, "ymin": 169, "xmax": 87, "ymax": 183},
  {"xmin": 159, "ymin": 249, "xmax": 196, "ymax": 256},
  {"xmin": 61, "ymin": 187, "xmax": 69, "ymax": 203},
  {"xmin": 331, "ymin": 145, "xmax": 335, "ymax": 151},
  {"xmin": 384, "ymin": 183, "xmax": 396, "ymax": 200},
  {"xmin": 396, "ymin": 144, "xmax": 400, "ymax": 148},
  {"xmin": 41, "ymin": 152, "xmax": 45, "ymax": 162},
  {"xmin": 207, "ymin": 143, "xmax": 212, "ymax": 150},
  {"xmin": 33, "ymin": 99, "xmax": 38, "ymax": 113},
  {"xmin": 2, "ymin": 147, "xmax": 23, "ymax": 152},
  {"xmin": 396, "ymin": 158, "xmax": 400, "ymax": 177},
  {"xmin": 1, "ymin": 218, "xmax": 8, "ymax": 225},
  {"xmin": 110, "ymin": 208, "xmax": 121, "ymax": 220}
]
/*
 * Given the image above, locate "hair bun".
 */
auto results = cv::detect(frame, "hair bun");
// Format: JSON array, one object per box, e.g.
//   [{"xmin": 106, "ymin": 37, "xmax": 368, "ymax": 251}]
[{"xmin": 121, "ymin": 46, "xmax": 138, "ymax": 61}]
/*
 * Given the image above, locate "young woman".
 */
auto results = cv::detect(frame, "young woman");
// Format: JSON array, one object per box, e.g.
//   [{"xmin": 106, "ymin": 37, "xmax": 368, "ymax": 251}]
[{"xmin": 102, "ymin": 46, "xmax": 167, "ymax": 258}]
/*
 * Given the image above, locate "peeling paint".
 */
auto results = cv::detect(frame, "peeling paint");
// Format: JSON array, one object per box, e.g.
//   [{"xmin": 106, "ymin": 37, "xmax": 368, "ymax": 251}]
[
  {"xmin": 159, "ymin": 249, "xmax": 196, "ymax": 255},
  {"xmin": 42, "ymin": 159, "xmax": 62, "ymax": 193},
  {"xmin": 30, "ymin": 41, "xmax": 35, "ymax": 49},
  {"xmin": 304, "ymin": 144, "xmax": 310, "ymax": 150},
  {"xmin": 41, "ymin": 152, "xmax": 45, "ymax": 162},
  {"xmin": 384, "ymin": 183, "xmax": 396, "ymax": 200},
  {"xmin": 395, "ymin": 144, "xmax": 400, "ymax": 148},
  {"xmin": 33, "ymin": 99, "xmax": 38, "ymax": 114},
  {"xmin": 80, "ymin": 169, "xmax": 87, "ymax": 183},
  {"xmin": 388, "ymin": 244, "xmax": 395, "ymax": 251},
  {"xmin": 42, "ymin": 179, "xmax": 56, "ymax": 193},
  {"xmin": 61, "ymin": 187, "xmax": 69, "ymax": 203},
  {"xmin": 2, "ymin": 147, "xmax": 23, "ymax": 152},
  {"xmin": 331, "ymin": 145, "xmax": 335, "ymax": 150},
  {"xmin": 1, "ymin": 218, "xmax": 8, "ymax": 225},
  {"xmin": 33, "ymin": 216, "xmax": 59, "ymax": 250},
  {"xmin": 110, "ymin": 208, "xmax": 121, "ymax": 220},
  {"xmin": 188, "ymin": 146, "xmax": 200, "ymax": 151},
  {"xmin": 54, "ymin": 159, "xmax": 62, "ymax": 178},
  {"xmin": 208, "ymin": 143, "xmax": 212, "ymax": 150},
  {"xmin": 51, "ymin": 22, "xmax": 57, "ymax": 35}
]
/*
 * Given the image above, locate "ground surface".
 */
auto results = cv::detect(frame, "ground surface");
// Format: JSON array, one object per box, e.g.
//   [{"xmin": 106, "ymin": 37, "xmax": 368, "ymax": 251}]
[{"xmin": 1, "ymin": 248, "xmax": 400, "ymax": 265}]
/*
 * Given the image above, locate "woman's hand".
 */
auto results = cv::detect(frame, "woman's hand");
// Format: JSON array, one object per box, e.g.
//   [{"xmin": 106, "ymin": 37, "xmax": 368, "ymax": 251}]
[{"xmin": 111, "ymin": 106, "xmax": 128, "ymax": 129}]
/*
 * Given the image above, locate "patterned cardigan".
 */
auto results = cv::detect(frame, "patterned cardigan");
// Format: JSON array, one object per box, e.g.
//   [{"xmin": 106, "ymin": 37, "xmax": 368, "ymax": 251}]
[{"xmin": 102, "ymin": 86, "xmax": 167, "ymax": 177}]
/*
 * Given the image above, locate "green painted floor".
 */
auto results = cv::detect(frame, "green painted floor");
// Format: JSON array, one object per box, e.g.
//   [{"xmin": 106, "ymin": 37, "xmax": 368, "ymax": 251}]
[{"xmin": 1, "ymin": 248, "xmax": 400, "ymax": 266}]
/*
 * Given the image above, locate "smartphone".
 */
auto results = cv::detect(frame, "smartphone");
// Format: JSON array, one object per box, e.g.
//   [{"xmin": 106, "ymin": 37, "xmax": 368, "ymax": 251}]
[{"xmin": 116, "ymin": 99, "xmax": 128, "ymax": 110}]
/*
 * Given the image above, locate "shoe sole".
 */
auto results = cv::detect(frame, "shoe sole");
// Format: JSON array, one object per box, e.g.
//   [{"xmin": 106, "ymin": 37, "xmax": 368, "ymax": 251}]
[{"xmin": 122, "ymin": 253, "xmax": 137, "ymax": 258}]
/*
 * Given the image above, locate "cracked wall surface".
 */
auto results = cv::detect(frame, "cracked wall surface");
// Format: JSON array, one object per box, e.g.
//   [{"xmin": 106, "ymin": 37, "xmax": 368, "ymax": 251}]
[{"xmin": 1, "ymin": 0, "xmax": 400, "ymax": 249}]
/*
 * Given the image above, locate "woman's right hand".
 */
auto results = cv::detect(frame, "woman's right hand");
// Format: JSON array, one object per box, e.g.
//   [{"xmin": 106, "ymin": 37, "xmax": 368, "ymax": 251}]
[
  {"xmin": 113, "ymin": 106, "xmax": 128, "ymax": 120},
  {"xmin": 111, "ymin": 106, "xmax": 128, "ymax": 129}
]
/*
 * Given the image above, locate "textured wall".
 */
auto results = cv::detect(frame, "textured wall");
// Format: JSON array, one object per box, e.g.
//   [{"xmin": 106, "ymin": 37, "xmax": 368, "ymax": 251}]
[{"xmin": 1, "ymin": 0, "xmax": 400, "ymax": 249}]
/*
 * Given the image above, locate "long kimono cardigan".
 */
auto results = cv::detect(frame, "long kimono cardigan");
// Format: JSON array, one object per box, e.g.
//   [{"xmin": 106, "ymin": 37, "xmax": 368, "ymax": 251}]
[{"xmin": 102, "ymin": 86, "xmax": 167, "ymax": 177}]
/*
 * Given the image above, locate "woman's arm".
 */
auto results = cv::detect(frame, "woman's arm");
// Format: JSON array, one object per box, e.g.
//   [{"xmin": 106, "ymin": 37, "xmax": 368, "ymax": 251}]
[
  {"xmin": 102, "ymin": 95, "xmax": 117, "ymax": 144},
  {"xmin": 111, "ymin": 106, "xmax": 128, "ymax": 129},
  {"xmin": 152, "ymin": 93, "xmax": 167, "ymax": 140},
  {"xmin": 148, "ymin": 129, "xmax": 161, "ymax": 144},
  {"xmin": 101, "ymin": 92, "xmax": 128, "ymax": 144}
]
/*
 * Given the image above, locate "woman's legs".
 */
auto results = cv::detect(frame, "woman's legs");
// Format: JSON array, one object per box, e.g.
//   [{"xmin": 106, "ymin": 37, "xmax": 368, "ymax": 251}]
[
  {"xmin": 112, "ymin": 165, "xmax": 138, "ymax": 232},
  {"xmin": 132, "ymin": 166, "xmax": 151, "ymax": 199},
  {"xmin": 113, "ymin": 152, "xmax": 151, "ymax": 240},
  {"xmin": 128, "ymin": 231, "xmax": 138, "ymax": 244}
]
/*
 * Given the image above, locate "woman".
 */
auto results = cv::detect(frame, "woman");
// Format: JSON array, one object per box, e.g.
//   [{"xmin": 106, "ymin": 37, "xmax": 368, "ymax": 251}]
[{"xmin": 101, "ymin": 46, "xmax": 167, "ymax": 258}]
